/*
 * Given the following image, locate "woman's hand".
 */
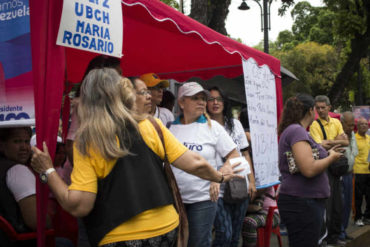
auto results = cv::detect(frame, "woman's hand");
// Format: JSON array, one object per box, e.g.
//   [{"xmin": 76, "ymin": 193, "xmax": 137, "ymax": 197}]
[
  {"xmin": 328, "ymin": 144, "xmax": 343, "ymax": 162},
  {"xmin": 31, "ymin": 142, "xmax": 54, "ymax": 174},
  {"xmin": 248, "ymin": 181, "xmax": 257, "ymax": 201},
  {"xmin": 209, "ymin": 182, "xmax": 220, "ymax": 202},
  {"xmin": 219, "ymin": 161, "xmax": 244, "ymax": 182}
]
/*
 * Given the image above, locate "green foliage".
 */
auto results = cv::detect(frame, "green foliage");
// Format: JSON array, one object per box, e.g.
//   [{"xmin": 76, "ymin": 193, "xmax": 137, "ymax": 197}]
[
  {"xmin": 274, "ymin": 0, "xmax": 370, "ymax": 106},
  {"xmin": 160, "ymin": 0, "xmax": 179, "ymax": 9},
  {"xmin": 324, "ymin": 0, "xmax": 368, "ymax": 38},
  {"xmin": 272, "ymin": 42, "xmax": 339, "ymax": 101}
]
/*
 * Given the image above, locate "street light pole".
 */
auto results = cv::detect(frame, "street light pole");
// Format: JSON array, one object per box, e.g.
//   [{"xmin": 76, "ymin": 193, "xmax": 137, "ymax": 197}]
[{"xmin": 238, "ymin": 0, "xmax": 272, "ymax": 54}]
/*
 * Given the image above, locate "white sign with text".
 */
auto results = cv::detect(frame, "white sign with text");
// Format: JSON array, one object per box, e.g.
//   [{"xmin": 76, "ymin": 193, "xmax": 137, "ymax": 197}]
[
  {"xmin": 57, "ymin": 0, "xmax": 123, "ymax": 58},
  {"xmin": 242, "ymin": 58, "xmax": 279, "ymax": 188}
]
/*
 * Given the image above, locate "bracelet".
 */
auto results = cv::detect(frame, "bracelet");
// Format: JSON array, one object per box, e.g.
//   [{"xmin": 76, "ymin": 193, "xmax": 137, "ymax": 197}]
[{"xmin": 219, "ymin": 172, "xmax": 224, "ymax": 183}]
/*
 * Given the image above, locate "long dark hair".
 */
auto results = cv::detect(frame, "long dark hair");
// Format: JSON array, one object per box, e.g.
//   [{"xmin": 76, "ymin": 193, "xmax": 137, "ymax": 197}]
[
  {"xmin": 239, "ymin": 107, "xmax": 250, "ymax": 132},
  {"xmin": 278, "ymin": 94, "xmax": 314, "ymax": 135},
  {"xmin": 207, "ymin": 86, "xmax": 234, "ymax": 133}
]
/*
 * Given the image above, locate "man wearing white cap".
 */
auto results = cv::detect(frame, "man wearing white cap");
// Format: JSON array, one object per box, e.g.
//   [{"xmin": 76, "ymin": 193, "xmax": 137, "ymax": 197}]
[{"xmin": 140, "ymin": 73, "xmax": 174, "ymax": 126}]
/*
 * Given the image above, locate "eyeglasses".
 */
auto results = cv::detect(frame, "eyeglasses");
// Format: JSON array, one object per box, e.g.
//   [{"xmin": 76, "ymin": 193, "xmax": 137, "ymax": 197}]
[
  {"xmin": 207, "ymin": 97, "xmax": 223, "ymax": 102},
  {"xmin": 136, "ymin": 90, "xmax": 151, "ymax": 96}
]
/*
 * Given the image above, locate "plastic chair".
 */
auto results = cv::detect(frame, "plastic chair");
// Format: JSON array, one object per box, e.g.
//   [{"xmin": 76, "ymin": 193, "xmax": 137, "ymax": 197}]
[
  {"xmin": 256, "ymin": 184, "xmax": 282, "ymax": 247},
  {"xmin": 256, "ymin": 206, "xmax": 282, "ymax": 247},
  {"xmin": 0, "ymin": 215, "xmax": 55, "ymax": 246}
]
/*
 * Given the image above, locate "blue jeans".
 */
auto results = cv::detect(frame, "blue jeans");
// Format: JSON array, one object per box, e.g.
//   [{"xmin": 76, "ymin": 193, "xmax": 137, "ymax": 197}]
[
  {"xmin": 213, "ymin": 198, "xmax": 249, "ymax": 247},
  {"xmin": 184, "ymin": 200, "xmax": 217, "ymax": 247},
  {"xmin": 340, "ymin": 173, "xmax": 353, "ymax": 240},
  {"xmin": 278, "ymin": 194, "xmax": 326, "ymax": 247}
]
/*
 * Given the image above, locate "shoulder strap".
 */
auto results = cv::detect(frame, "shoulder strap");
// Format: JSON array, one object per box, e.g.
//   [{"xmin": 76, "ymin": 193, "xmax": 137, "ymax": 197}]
[
  {"xmin": 147, "ymin": 117, "xmax": 188, "ymax": 247},
  {"xmin": 316, "ymin": 119, "xmax": 327, "ymax": 140}
]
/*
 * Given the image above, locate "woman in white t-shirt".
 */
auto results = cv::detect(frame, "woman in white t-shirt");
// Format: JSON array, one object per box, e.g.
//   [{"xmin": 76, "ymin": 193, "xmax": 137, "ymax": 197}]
[
  {"xmin": 169, "ymin": 82, "xmax": 241, "ymax": 247},
  {"xmin": 207, "ymin": 86, "xmax": 256, "ymax": 247}
]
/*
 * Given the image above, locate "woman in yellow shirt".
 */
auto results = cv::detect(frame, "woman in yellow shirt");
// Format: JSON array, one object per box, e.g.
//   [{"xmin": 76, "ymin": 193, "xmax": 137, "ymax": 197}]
[{"xmin": 30, "ymin": 68, "xmax": 240, "ymax": 247}]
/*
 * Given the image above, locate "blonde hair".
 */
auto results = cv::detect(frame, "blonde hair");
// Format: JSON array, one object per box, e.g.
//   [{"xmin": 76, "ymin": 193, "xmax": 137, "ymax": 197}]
[{"xmin": 76, "ymin": 68, "xmax": 144, "ymax": 160}]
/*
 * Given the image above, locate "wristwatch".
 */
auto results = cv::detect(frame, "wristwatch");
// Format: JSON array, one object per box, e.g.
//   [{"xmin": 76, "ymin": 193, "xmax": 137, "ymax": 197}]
[{"xmin": 39, "ymin": 168, "xmax": 56, "ymax": 184}]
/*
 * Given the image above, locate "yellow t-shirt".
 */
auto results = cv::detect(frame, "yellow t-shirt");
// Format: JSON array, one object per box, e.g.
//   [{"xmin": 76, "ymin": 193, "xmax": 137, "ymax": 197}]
[
  {"xmin": 309, "ymin": 116, "xmax": 344, "ymax": 143},
  {"xmin": 353, "ymin": 133, "xmax": 370, "ymax": 174},
  {"xmin": 69, "ymin": 118, "xmax": 188, "ymax": 245}
]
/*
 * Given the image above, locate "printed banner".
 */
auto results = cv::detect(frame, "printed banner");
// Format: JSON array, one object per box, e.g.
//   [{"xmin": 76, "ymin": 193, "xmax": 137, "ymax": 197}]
[
  {"xmin": 57, "ymin": 0, "xmax": 123, "ymax": 58},
  {"xmin": 0, "ymin": 0, "xmax": 34, "ymax": 127},
  {"xmin": 242, "ymin": 58, "xmax": 279, "ymax": 188}
]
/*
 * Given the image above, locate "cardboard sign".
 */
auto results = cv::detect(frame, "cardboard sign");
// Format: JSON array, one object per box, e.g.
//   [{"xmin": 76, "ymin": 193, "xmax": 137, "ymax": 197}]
[
  {"xmin": 0, "ymin": 0, "xmax": 34, "ymax": 127},
  {"xmin": 57, "ymin": 0, "xmax": 123, "ymax": 58},
  {"xmin": 242, "ymin": 58, "xmax": 280, "ymax": 188}
]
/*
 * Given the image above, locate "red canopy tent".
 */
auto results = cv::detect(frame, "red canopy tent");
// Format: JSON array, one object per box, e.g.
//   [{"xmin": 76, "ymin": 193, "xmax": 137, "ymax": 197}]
[{"xmin": 29, "ymin": 0, "xmax": 282, "ymax": 245}]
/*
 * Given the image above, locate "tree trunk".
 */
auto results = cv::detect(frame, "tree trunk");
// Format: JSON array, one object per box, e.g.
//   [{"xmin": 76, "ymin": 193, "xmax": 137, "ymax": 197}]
[
  {"xmin": 189, "ymin": 0, "xmax": 232, "ymax": 35},
  {"xmin": 189, "ymin": 0, "xmax": 209, "ymax": 26},
  {"xmin": 208, "ymin": 0, "xmax": 232, "ymax": 35},
  {"xmin": 329, "ymin": 33, "xmax": 370, "ymax": 107},
  {"xmin": 328, "ymin": 1, "xmax": 370, "ymax": 107}
]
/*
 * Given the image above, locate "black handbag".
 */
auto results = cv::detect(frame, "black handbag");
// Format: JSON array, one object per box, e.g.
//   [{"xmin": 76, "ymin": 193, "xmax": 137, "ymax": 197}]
[
  {"xmin": 316, "ymin": 119, "xmax": 349, "ymax": 177},
  {"xmin": 328, "ymin": 156, "xmax": 349, "ymax": 177},
  {"xmin": 223, "ymin": 177, "xmax": 249, "ymax": 203}
]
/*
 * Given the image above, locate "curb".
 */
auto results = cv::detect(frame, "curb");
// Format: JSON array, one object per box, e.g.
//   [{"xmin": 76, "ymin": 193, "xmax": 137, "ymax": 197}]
[{"xmin": 346, "ymin": 225, "xmax": 370, "ymax": 247}]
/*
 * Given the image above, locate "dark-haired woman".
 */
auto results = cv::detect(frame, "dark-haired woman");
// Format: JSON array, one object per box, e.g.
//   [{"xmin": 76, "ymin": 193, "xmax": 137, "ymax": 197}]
[
  {"xmin": 277, "ymin": 94, "xmax": 342, "ymax": 247},
  {"xmin": 206, "ymin": 87, "xmax": 256, "ymax": 247}
]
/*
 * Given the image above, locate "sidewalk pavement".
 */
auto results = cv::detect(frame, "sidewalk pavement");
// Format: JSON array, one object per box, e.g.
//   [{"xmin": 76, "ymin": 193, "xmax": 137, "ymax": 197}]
[{"xmin": 268, "ymin": 220, "xmax": 370, "ymax": 247}]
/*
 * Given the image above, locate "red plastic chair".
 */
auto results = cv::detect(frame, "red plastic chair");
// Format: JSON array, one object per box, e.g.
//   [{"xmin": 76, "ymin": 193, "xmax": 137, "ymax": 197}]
[
  {"xmin": 256, "ymin": 184, "xmax": 282, "ymax": 247},
  {"xmin": 256, "ymin": 206, "xmax": 282, "ymax": 247},
  {"xmin": 0, "ymin": 215, "xmax": 55, "ymax": 246}
]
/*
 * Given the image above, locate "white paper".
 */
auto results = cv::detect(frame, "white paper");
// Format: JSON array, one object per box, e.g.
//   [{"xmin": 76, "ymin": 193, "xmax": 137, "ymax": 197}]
[
  {"xmin": 57, "ymin": 0, "xmax": 123, "ymax": 58},
  {"xmin": 229, "ymin": 156, "xmax": 250, "ymax": 189},
  {"xmin": 229, "ymin": 157, "xmax": 251, "ymax": 176},
  {"xmin": 242, "ymin": 58, "xmax": 280, "ymax": 188}
]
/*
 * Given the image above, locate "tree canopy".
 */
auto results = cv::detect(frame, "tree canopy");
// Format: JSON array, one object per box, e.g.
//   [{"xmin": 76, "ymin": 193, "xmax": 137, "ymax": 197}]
[{"xmin": 161, "ymin": 0, "xmax": 370, "ymax": 107}]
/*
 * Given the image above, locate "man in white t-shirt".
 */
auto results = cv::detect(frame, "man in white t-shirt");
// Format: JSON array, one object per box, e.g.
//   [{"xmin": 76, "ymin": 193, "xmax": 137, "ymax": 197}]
[{"xmin": 140, "ymin": 73, "xmax": 175, "ymax": 126}]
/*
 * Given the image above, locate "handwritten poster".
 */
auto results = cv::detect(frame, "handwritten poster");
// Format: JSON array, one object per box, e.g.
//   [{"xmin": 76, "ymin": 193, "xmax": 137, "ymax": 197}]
[
  {"xmin": 0, "ymin": 0, "xmax": 34, "ymax": 127},
  {"xmin": 57, "ymin": 0, "xmax": 123, "ymax": 58},
  {"xmin": 242, "ymin": 58, "xmax": 279, "ymax": 188}
]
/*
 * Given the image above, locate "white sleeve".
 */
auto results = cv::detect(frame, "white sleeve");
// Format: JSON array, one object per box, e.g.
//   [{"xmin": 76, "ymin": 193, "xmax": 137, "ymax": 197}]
[
  {"xmin": 6, "ymin": 165, "xmax": 36, "ymax": 202},
  {"xmin": 233, "ymin": 119, "xmax": 249, "ymax": 150},
  {"xmin": 212, "ymin": 120, "xmax": 237, "ymax": 158}
]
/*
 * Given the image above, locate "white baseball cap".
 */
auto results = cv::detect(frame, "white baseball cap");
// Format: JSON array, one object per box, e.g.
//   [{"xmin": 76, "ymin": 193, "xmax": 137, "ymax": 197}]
[{"xmin": 177, "ymin": 82, "xmax": 210, "ymax": 99}]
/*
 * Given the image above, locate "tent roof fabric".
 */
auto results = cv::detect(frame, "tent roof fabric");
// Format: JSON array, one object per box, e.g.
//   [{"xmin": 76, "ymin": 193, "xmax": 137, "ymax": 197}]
[{"xmin": 66, "ymin": 0, "xmax": 280, "ymax": 83}]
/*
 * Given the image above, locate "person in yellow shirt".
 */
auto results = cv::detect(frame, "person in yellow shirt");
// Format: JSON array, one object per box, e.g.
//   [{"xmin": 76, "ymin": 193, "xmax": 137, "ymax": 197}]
[
  {"xmin": 353, "ymin": 117, "xmax": 370, "ymax": 226},
  {"xmin": 29, "ymin": 68, "xmax": 242, "ymax": 247},
  {"xmin": 309, "ymin": 95, "xmax": 348, "ymax": 246},
  {"xmin": 309, "ymin": 96, "xmax": 348, "ymax": 149}
]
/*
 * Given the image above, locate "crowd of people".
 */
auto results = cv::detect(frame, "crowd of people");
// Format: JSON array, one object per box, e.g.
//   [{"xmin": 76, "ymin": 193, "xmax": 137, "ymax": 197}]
[{"xmin": 0, "ymin": 55, "xmax": 369, "ymax": 247}]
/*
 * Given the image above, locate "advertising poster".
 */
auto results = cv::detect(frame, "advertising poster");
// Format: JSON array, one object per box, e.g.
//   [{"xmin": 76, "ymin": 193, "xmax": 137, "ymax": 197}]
[{"xmin": 0, "ymin": 0, "xmax": 34, "ymax": 127}]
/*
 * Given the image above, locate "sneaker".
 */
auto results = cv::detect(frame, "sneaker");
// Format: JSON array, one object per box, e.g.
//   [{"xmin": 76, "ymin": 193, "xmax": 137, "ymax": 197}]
[{"xmin": 355, "ymin": 219, "xmax": 365, "ymax": 226}]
